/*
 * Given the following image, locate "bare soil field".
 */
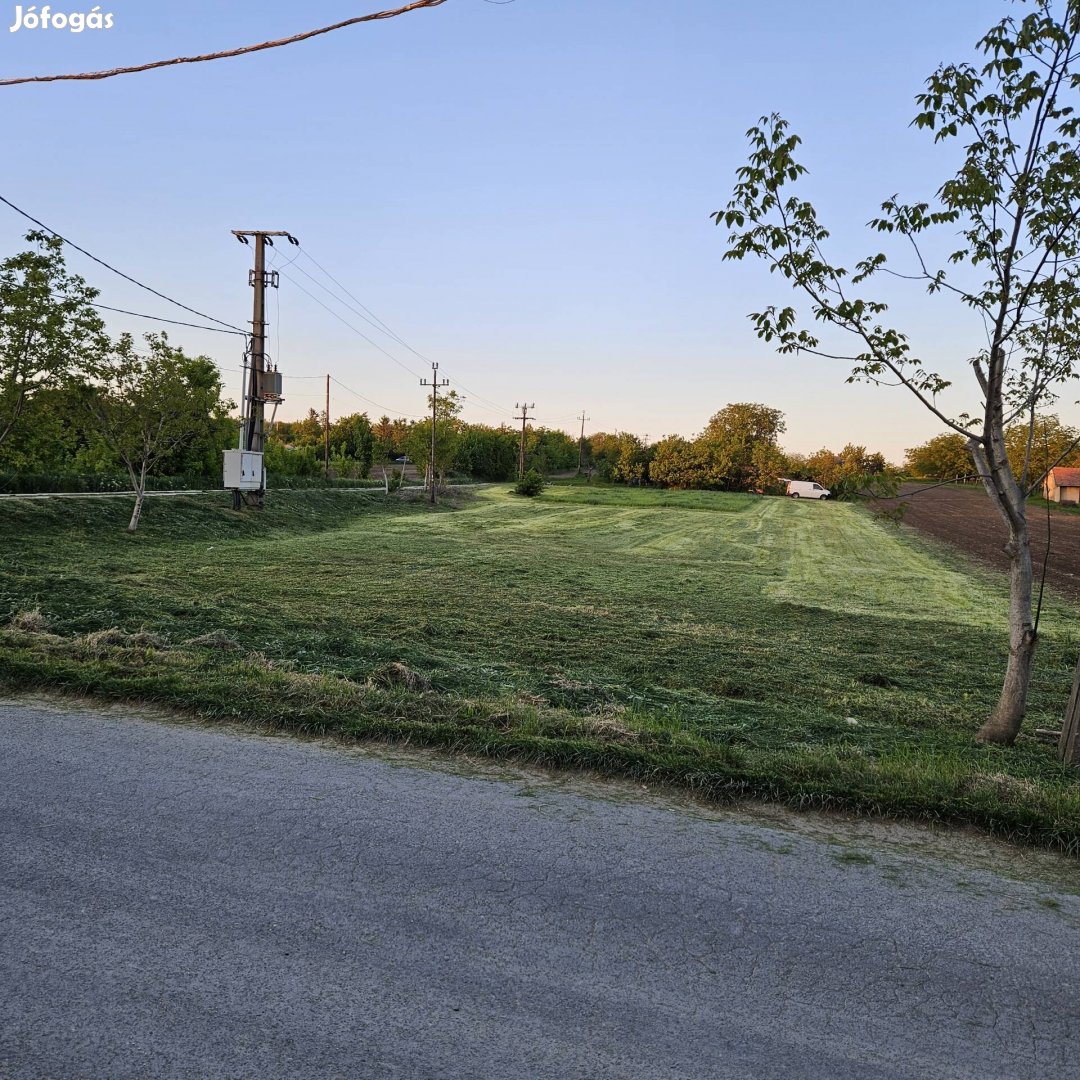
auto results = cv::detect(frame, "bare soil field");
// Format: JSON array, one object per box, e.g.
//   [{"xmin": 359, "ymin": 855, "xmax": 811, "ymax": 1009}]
[{"xmin": 880, "ymin": 484, "xmax": 1080, "ymax": 603}]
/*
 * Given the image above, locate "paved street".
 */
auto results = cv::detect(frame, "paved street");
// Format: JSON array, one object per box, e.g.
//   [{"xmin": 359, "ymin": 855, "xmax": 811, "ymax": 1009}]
[{"xmin": 2, "ymin": 700, "xmax": 1078, "ymax": 1079}]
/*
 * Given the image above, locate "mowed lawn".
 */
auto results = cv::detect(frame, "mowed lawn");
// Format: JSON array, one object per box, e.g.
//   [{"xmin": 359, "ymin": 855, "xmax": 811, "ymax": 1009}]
[{"xmin": 2, "ymin": 484, "xmax": 1080, "ymax": 850}]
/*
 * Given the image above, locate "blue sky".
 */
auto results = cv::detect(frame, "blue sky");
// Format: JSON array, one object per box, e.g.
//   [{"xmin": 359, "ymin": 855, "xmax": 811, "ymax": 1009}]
[{"xmin": 0, "ymin": 0, "xmax": 1048, "ymax": 460}]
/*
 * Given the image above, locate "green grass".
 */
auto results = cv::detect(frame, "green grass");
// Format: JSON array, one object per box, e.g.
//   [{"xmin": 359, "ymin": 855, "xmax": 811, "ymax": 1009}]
[
  {"xmin": 542, "ymin": 482, "xmax": 755, "ymax": 511},
  {"xmin": 2, "ymin": 485, "xmax": 1080, "ymax": 852}
]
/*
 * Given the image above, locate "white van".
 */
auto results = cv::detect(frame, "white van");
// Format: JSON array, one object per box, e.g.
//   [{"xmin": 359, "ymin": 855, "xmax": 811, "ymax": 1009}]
[{"xmin": 781, "ymin": 478, "xmax": 831, "ymax": 500}]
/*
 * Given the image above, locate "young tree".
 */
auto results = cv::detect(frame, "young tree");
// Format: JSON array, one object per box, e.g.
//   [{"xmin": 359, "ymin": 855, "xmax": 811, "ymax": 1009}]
[
  {"xmin": 405, "ymin": 388, "xmax": 463, "ymax": 490},
  {"xmin": 719, "ymin": 0, "xmax": 1080, "ymax": 744},
  {"xmin": 0, "ymin": 231, "xmax": 105, "ymax": 450},
  {"xmin": 78, "ymin": 333, "xmax": 231, "ymax": 531}
]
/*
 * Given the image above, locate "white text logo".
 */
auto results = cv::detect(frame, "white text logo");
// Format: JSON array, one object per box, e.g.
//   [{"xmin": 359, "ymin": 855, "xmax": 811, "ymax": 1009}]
[{"xmin": 9, "ymin": 6, "xmax": 114, "ymax": 32}]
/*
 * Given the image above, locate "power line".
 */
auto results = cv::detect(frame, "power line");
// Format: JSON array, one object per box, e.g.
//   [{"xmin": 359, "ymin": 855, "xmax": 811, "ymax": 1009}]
[
  {"xmin": 0, "ymin": 0, "xmax": 451, "ymax": 87},
  {"xmin": 281, "ymin": 269, "xmax": 425, "ymax": 380},
  {"xmin": 71, "ymin": 298, "xmax": 247, "ymax": 336},
  {"xmin": 297, "ymin": 246, "xmax": 515, "ymax": 417},
  {"xmin": 298, "ymin": 250, "xmax": 407, "ymax": 346},
  {"xmin": 0, "ymin": 193, "xmax": 246, "ymax": 332},
  {"xmin": 331, "ymin": 376, "xmax": 425, "ymax": 419}
]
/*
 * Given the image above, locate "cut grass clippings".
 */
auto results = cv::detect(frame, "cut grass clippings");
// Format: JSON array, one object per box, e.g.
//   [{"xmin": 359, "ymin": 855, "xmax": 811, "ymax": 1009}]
[{"xmin": 1, "ymin": 485, "xmax": 1079, "ymax": 853}]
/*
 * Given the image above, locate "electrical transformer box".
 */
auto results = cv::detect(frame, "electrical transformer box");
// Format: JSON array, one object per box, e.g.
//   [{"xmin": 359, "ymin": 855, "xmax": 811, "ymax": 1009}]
[
  {"xmin": 257, "ymin": 370, "xmax": 283, "ymax": 401},
  {"xmin": 223, "ymin": 450, "xmax": 265, "ymax": 491}
]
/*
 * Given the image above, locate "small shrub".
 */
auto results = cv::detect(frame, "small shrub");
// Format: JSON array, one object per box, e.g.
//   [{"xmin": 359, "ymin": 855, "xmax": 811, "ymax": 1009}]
[{"xmin": 515, "ymin": 469, "xmax": 546, "ymax": 497}]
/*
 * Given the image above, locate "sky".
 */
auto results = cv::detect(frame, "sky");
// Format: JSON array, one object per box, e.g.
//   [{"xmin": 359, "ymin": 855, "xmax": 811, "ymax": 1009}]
[{"xmin": 0, "ymin": 0, "xmax": 1064, "ymax": 462}]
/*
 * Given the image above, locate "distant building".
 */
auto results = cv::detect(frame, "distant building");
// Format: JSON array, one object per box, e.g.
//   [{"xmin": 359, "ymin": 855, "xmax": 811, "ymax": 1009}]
[{"xmin": 1044, "ymin": 467, "xmax": 1080, "ymax": 505}]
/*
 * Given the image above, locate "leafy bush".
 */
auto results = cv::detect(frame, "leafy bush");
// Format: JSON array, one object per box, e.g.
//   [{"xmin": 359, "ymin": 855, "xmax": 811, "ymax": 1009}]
[{"xmin": 515, "ymin": 469, "xmax": 545, "ymax": 497}]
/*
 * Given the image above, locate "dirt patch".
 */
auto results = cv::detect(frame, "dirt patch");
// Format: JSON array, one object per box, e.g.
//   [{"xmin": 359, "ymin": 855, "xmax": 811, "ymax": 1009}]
[{"xmin": 879, "ymin": 485, "xmax": 1080, "ymax": 603}]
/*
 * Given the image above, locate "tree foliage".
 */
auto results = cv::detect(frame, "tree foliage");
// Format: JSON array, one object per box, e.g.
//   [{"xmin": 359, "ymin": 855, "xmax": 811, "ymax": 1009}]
[
  {"xmin": 904, "ymin": 433, "xmax": 975, "ymax": 479},
  {"xmin": 0, "ymin": 231, "xmax": 105, "ymax": 451}
]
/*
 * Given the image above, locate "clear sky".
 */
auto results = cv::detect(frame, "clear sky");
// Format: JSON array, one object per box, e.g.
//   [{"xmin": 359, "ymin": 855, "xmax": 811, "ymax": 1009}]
[{"xmin": 1, "ymin": 0, "xmax": 1058, "ymax": 462}]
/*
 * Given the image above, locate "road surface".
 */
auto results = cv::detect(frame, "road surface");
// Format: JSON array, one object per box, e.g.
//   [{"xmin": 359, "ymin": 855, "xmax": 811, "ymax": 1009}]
[{"xmin": 2, "ymin": 700, "xmax": 1078, "ymax": 1079}]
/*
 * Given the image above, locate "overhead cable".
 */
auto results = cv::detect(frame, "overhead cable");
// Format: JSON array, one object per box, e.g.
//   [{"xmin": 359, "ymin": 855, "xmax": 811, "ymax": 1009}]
[
  {"xmin": 0, "ymin": 0, "xmax": 451, "ymax": 87},
  {"xmin": 280, "ymin": 270, "xmax": 425, "ymax": 380},
  {"xmin": 0, "ymin": 193, "xmax": 246, "ymax": 332},
  {"xmin": 297, "ymin": 246, "xmax": 514, "ymax": 416}
]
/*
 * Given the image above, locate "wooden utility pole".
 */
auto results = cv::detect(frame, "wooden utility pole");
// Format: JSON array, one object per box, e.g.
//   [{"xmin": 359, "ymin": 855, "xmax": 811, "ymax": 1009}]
[
  {"xmin": 576, "ymin": 411, "xmax": 590, "ymax": 477},
  {"xmin": 421, "ymin": 361, "xmax": 449, "ymax": 505},
  {"xmin": 324, "ymin": 374, "xmax": 330, "ymax": 479},
  {"xmin": 232, "ymin": 228, "xmax": 297, "ymax": 509},
  {"xmin": 515, "ymin": 401, "xmax": 535, "ymax": 479}
]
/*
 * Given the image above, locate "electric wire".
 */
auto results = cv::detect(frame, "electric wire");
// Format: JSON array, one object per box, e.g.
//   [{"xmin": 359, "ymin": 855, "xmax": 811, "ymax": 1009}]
[
  {"xmin": 71, "ymin": 298, "xmax": 247, "ymax": 336},
  {"xmin": 0, "ymin": 193, "xmax": 246, "ymax": 332},
  {"xmin": 330, "ymin": 376, "xmax": 425, "ymax": 419},
  {"xmin": 295, "ymin": 246, "xmax": 515, "ymax": 417},
  {"xmin": 280, "ymin": 269, "xmax": 426, "ymax": 381},
  {"xmin": 0, "ymin": 0, "xmax": 451, "ymax": 86}
]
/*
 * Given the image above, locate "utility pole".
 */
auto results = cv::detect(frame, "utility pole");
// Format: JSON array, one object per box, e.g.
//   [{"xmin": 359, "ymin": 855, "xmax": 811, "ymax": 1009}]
[
  {"xmin": 324, "ymin": 374, "xmax": 330, "ymax": 479},
  {"xmin": 231, "ymin": 228, "xmax": 298, "ymax": 509},
  {"xmin": 576, "ymin": 411, "xmax": 590, "ymax": 477},
  {"xmin": 514, "ymin": 401, "xmax": 535, "ymax": 479},
  {"xmin": 420, "ymin": 361, "xmax": 449, "ymax": 505}
]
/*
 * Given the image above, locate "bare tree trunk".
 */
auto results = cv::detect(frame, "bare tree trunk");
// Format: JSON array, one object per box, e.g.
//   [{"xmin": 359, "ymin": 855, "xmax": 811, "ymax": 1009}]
[
  {"xmin": 381, "ymin": 466, "xmax": 389, "ymax": 495},
  {"xmin": 127, "ymin": 463, "xmax": 147, "ymax": 533},
  {"xmin": 978, "ymin": 522, "xmax": 1037, "ymax": 743},
  {"xmin": 128, "ymin": 489, "xmax": 145, "ymax": 532},
  {"xmin": 971, "ymin": 436, "xmax": 1038, "ymax": 744}
]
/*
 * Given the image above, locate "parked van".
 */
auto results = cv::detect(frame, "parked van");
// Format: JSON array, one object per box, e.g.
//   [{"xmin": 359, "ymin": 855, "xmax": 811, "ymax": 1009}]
[{"xmin": 780, "ymin": 478, "xmax": 831, "ymax": 500}]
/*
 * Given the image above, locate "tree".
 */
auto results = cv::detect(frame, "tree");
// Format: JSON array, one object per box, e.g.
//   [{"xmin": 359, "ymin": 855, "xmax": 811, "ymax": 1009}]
[
  {"xmin": 405, "ymin": 388, "xmax": 463, "ymax": 489},
  {"xmin": 327, "ymin": 411, "xmax": 374, "ymax": 477},
  {"xmin": 904, "ymin": 433, "xmax": 974, "ymax": 479},
  {"xmin": 77, "ymin": 333, "xmax": 231, "ymax": 531},
  {"xmin": 456, "ymin": 424, "xmax": 517, "ymax": 480},
  {"xmin": 0, "ymin": 231, "xmax": 105, "ymax": 451},
  {"xmin": 587, "ymin": 432, "xmax": 623, "ymax": 481},
  {"xmin": 1004, "ymin": 413, "xmax": 1080, "ymax": 485},
  {"xmin": 797, "ymin": 444, "xmax": 890, "ymax": 489},
  {"xmin": 699, "ymin": 403, "xmax": 786, "ymax": 491},
  {"xmin": 613, "ymin": 432, "xmax": 649, "ymax": 485},
  {"xmin": 719, "ymin": 1, "xmax": 1080, "ymax": 744},
  {"xmin": 650, "ymin": 435, "xmax": 710, "ymax": 489}
]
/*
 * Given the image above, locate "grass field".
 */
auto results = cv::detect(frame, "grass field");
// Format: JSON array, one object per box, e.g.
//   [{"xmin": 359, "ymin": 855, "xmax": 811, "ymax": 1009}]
[{"xmin": 2, "ymin": 483, "xmax": 1080, "ymax": 851}]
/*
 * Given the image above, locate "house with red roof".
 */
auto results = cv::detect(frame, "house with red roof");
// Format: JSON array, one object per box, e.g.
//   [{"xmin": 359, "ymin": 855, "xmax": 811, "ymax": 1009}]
[{"xmin": 1044, "ymin": 467, "xmax": 1080, "ymax": 505}]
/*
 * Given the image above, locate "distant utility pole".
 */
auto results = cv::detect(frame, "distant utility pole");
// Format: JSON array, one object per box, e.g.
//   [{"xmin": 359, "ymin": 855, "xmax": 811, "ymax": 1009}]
[
  {"xmin": 514, "ymin": 401, "xmax": 535, "ymax": 479},
  {"xmin": 421, "ymin": 361, "xmax": 449, "ymax": 505},
  {"xmin": 576, "ymin": 411, "xmax": 590, "ymax": 476},
  {"xmin": 231, "ymin": 228, "xmax": 298, "ymax": 509},
  {"xmin": 324, "ymin": 374, "xmax": 330, "ymax": 479}
]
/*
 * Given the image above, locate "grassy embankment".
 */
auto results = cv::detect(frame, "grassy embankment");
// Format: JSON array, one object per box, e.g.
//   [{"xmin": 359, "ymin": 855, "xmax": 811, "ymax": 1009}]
[{"xmin": 2, "ymin": 483, "xmax": 1079, "ymax": 851}]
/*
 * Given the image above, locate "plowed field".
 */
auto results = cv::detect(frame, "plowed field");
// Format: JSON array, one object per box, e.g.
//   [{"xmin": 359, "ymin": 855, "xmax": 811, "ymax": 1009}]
[{"xmin": 881, "ymin": 484, "xmax": 1080, "ymax": 602}]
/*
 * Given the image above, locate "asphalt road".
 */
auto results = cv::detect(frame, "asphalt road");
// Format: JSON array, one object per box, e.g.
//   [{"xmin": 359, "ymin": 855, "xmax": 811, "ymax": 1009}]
[{"xmin": 2, "ymin": 701, "xmax": 1078, "ymax": 1080}]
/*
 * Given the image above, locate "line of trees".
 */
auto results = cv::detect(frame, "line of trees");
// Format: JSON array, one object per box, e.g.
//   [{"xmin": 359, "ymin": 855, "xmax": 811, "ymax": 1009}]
[
  {"xmin": 906, "ymin": 417, "xmax": 1080, "ymax": 485},
  {"xmin": 0, "ymin": 234, "xmax": 892, "ymax": 520},
  {"xmin": 587, "ymin": 404, "xmax": 894, "ymax": 496}
]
